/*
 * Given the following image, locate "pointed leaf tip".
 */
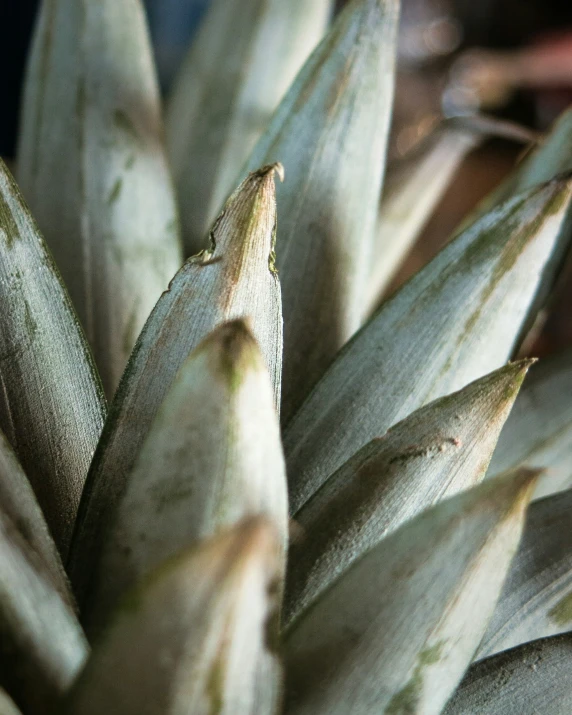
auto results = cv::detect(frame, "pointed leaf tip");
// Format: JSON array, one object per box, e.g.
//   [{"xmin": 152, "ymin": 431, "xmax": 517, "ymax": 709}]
[
  {"xmin": 66, "ymin": 518, "xmax": 282, "ymax": 715},
  {"xmin": 81, "ymin": 320, "xmax": 288, "ymax": 631}
]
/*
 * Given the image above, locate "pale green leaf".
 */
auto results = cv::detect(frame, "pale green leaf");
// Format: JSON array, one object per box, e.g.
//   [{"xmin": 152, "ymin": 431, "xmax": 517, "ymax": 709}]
[
  {"xmin": 487, "ymin": 349, "xmax": 572, "ymax": 499},
  {"xmin": 84, "ymin": 320, "xmax": 288, "ymax": 630},
  {"xmin": 284, "ymin": 361, "xmax": 531, "ymax": 628},
  {"xmin": 65, "ymin": 518, "xmax": 282, "ymax": 715},
  {"xmin": 445, "ymin": 634, "xmax": 572, "ymax": 714},
  {"xmin": 285, "ymin": 176, "xmax": 572, "ymax": 513},
  {"xmin": 0, "ymin": 428, "xmax": 71, "ymax": 606},
  {"xmin": 0, "ymin": 509, "xmax": 88, "ymax": 714},
  {"xmin": 283, "ymin": 469, "xmax": 538, "ymax": 715},
  {"xmin": 0, "ymin": 160, "xmax": 106, "ymax": 557},
  {"xmin": 17, "ymin": 0, "xmax": 183, "ymax": 395},
  {"xmin": 166, "ymin": 0, "xmax": 332, "ymax": 256},
  {"xmin": 477, "ymin": 488, "xmax": 572, "ymax": 659},
  {"xmin": 69, "ymin": 165, "xmax": 283, "ymax": 606},
  {"xmin": 244, "ymin": 0, "xmax": 400, "ymax": 423},
  {"xmin": 0, "ymin": 689, "xmax": 22, "ymax": 715},
  {"xmin": 365, "ymin": 127, "xmax": 480, "ymax": 314}
]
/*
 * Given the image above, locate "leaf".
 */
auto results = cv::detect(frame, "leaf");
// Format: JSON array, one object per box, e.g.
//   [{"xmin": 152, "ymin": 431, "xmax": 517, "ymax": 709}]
[
  {"xmin": 68, "ymin": 164, "xmax": 283, "ymax": 606},
  {"xmin": 445, "ymin": 634, "xmax": 572, "ymax": 714},
  {"xmin": 284, "ymin": 176, "xmax": 572, "ymax": 513},
  {"xmin": 477, "ymin": 488, "xmax": 572, "ymax": 659},
  {"xmin": 244, "ymin": 0, "xmax": 400, "ymax": 423},
  {"xmin": 0, "ymin": 427, "xmax": 72, "ymax": 605},
  {"xmin": 284, "ymin": 361, "xmax": 532, "ymax": 628},
  {"xmin": 0, "ymin": 509, "xmax": 88, "ymax": 715},
  {"xmin": 0, "ymin": 160, "xmax": 106, "ymax": 558},
  {"xmin": 283, "ymin": 469, "xmax": 538, "ymax": 715},
  {"xmin": 487, "ymin": 348, "xmax": 572, "ymax": 499},
  {"xmin": 83, "ymin": 320, "xmax": 288, "ymax": 630},
  {"xmin": 166, "ymin": 0, "xmax": 332, "ymax": 256},
  {"xmin": 0, "ymin": 689, "xmax": 22, "ymax": 715},
  {"xmin": 365, "ymin": 127, "xmax": 480, "ymax": 315},
  {"xmin": 65, "ymin": 518, "xmax": 282, "ymax": 715},
  {"xmin": 17, "ymin": 0, "xmax": 183, "ymax": 395}
]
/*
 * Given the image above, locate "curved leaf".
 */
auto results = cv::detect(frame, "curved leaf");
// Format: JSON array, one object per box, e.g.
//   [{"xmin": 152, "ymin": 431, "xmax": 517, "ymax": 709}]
[
  {"xmin": 84, "ymin": 320, "xmax": 288, "ymax": 629},
  {"xmin": 166, "ymin": 0, "xmax": 332, "ymax": 256},
  {"xmin": 0, "ymin": 509, "xmax": 88, "ymax": 714},
  {"xmin": 487, "ymin": 348, "xmax": 572, "ymax": 499},
  {"xmin": 69, "ymin": 164, "xmax": 283, "ymax": 606},
  {"xmin": 446, "ymin": 634, "xmax": 572, "ymax": 714},
  {"xmin": 365, "ymin": 127, "xmax": 480, "ymax": 314},
  {"xmin": 285, "ymin": 176, "xmax": 572, "ymax": 513},
  {"xmin": 65, "ymin": 518, "xmax": 282, "ymax": 715},
  {"xmin": 0, "ymin": 428, "xmax": 71, "ymax": 605},
  {"xmin": 17, "ymin": 0, "xmax": 183, "ymax": 394},
  {"xmin": 0, "ymin": 160, "xmax": 106, "ymax": 557},
  {"xmin": 477, "ymin": 488, "xmax": 572, "ymax": 659},
  {"xmin": 283, "ymin": 469, "xmax": 538, "ymax": 715},
  {"xmin": 284, "ymin": 361, "xmax": 531, "ymax": 628},
  {"xmin": 245, "ymin": 0, "xmax": 400, "ymax": 423}
]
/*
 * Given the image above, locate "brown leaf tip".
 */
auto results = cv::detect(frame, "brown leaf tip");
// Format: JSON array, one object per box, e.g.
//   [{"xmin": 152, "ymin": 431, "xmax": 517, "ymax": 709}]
[{"xmin": 200, "ymin": 319, "xmax": 266, "ymax": 389}]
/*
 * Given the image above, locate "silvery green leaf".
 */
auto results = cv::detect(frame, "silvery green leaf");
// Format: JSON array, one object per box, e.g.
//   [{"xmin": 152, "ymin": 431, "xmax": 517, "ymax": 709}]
[
  {"xmin": 477, "ymin": 488, "xmax": 572, "ymax": 659},
  {"xmin": 65, "ymin": 518, "xmax": 282, "ymax": 715},
  {"xmin": 0, "ymin": 690, "xmax": 22, "ymax": 715},
  {"xmin": 69, "ymin": 165, "xmax": 283, "ymax": 606},
  {"xmin": 284, "ymin": 361, "xmax": 531, "ymax": 629},
  {"xmin": 0, "ymin": 428, "xmax": 71, "ymax": 605},
  {"xmin": 285, "ymin": 176, "xmax": 572, "ymax": 513},
  {"xmin": 17, "ymin": 0, "xmax": 183, "ymax": 395},
  {"xmin": 245, "ymin": 0, "xmax": 400, "ymax": 423},
  {"xmin": 283, "ymin": 469, "xmax": 538, "ymax": 715},
  {"xmin": 365, "ymin": 127, "xmax": 480, "ymax": 315},
  {"xmin": 0, "ymin": 161, "xmax": 106, "ymax": 558},
  {"xmin": 166, "ymin": 0, "xmax": 332, "ymax": 256},
  {"xmin": 445, "ymin": 634, "xmax": 572, "ymax": 715},
  {"xmin": 84, "ymin": 320, "xmax": 288, "ymax": 629},
  {"xmin": 487, "ymin": 349, "xmax": 572, "ymax": 499},
  {"xmin": 0, "ymin": 509, "xmax": 88, "ymax": 714}
]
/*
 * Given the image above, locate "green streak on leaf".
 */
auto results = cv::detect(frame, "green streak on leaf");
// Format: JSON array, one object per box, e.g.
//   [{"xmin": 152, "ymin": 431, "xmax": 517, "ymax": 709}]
[
  {"xmin": 385, "ymin": 643, "xmax": 444, "ymax": 715},
  {"xmin": 107, "ymin": 178, "xmax": 123, "ymax": 206},
  {"xmin": 24, "ymin": 300, "xmax": 38, "ymax": 338},
  {"xmin": 114, "ymin": 109, "xmax": 139, "ymax": 142},
  {"xmin": 548, "ymin": 591, "xmax": 572, "ymax": 626}
]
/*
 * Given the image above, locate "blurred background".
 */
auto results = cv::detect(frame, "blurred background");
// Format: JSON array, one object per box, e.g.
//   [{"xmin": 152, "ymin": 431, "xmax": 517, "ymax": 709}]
[{"xmin": 1, "ymin": 0, "xmax": 572, "ymax": 346}]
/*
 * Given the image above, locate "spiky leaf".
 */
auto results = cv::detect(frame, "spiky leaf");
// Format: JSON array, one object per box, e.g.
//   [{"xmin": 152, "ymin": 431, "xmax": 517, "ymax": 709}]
[
  {"xmin": 69, "ymin": 165, "xmax": 282, "ymax": 605},
  {"xmin": 166, "ymin": 0, "xmax": 332, "ymax": 256},
  {"xmin": 84, "ymin": 321, "xmax": 288, "ymax": 628},
  {"xmin": 0, "ymin": 160, "xmax": 106, "ymax": 557},
  {"xmin": 477, "ymin": 488, "xmax": 572, "ymax": 658},
  {"xmin": 285, "ymin": 176, "xmax": 572, "ymax": 512},
  {"xmin": 17, "ymin": 0, "xmax": 183, "ymax": 394},
  {"xmin": 0, "ymin": 510, "xmax": 88, "ymax": 714},
  {"xmin": 487, "ymin": 348, "xmax": 572, "ymax": 499},
  {"xmin": 66, "ymin": 519, "xmax": 282, "ymax": 715},
  {"xmin": 285, "ymin": 361, "xmax": 531, "ymax": 628},
  {"xmin": 245, "ymin": 0, "xmax": 400, "ymax": 422},
  {"xmin": 445, "ymin": 634, "xmax": 572, "ymax": 714},
  {"xmin": 366, "ymin": 127, "xmax": 479, "ymax": 314},
  {"xmin": 283, "ymin": 469, "xmax": 537, "ymax": 715}
]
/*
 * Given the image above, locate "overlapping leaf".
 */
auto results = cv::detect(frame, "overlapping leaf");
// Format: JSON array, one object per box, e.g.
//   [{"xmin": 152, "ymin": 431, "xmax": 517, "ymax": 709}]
[
  {"xmin": 17, "ymin": 0, "xmax": 183, "ymax": 394},
  {"xmin": 284, "ymin": 361, "xmax": 531, "ymax": 627},
  {"xmin": 0, "ymin": 428, "xmax": 71, "ymax": 604},
  {"xmin": 477, "ymin": 487, "xmax": 572, "ymax": 659},
  {"xmin": 365, "ymin": 127, "xmax": 480, "ymax": 314},
  {"xmin": 0, "ymin": 509, "xmax": 88, "ymax": 714},
  {"xmin": 283, "ymin": 469, "xmax": 537, "ymax": 715},
  {"xmin": 84, "ymin": 320, "xmax": 288, "ymax": 629},
  {"xmin": 446, "ymin": 634, "xmax": 572, "ymax": 714},
  {"xmin": 66, "ymin": 518, "xmax": 282, "ymax": 715},
  {"xmin": 166, "ymin": 0, "xmax": 332, "ymax": 255},
  {"xmin": 69, "ymin": 165, "xmax": 283, "ymax": 606},
  {"xmin": 285, "ymin": 176, "xmax": 572, "ymax": 512},
  {"xmin": 0, "ymin": 161, "xmax": 106, "ymax": 557},
  {"xmin": 245, "ymin": 0, "xmax": 400, "ymax": 422},
  {"xmin": 487, "ymin": 348, "xmax": 572, "ymax": 499}
]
